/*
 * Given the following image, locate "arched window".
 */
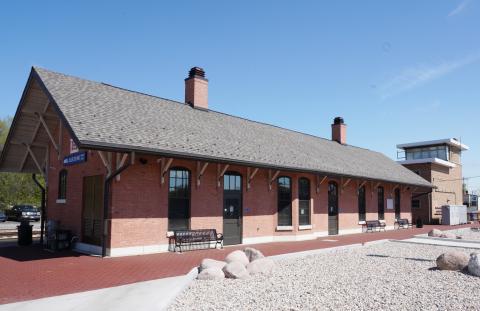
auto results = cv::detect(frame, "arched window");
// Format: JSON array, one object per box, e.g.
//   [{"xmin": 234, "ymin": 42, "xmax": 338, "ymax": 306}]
[
  {"xmin": 394, "ymin": 188, "xmax": 401, "ymax": 219},
  {"xmin": 58, "ymin": 169, "xmax": 67, "ymax": 200},
  {"xmin": 168, "ymin": 168, "xmax": 190, "ymax": 231},
  {"xmin": 377, "ymin": 186, "xmax": 384, "ymax": 220},
  {"xmin": 358, "ymin": 185, "xmax": 366, "ymax": 221},
  {"xmin": 298, "ymin": 178, "xmax": 311, "ymax": 226},
  {"xmin": 277, "ymin": 176, "xmax": 292, "ymax": 226}
]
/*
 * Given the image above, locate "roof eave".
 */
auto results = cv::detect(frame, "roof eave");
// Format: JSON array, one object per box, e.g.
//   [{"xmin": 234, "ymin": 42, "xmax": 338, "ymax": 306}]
[{"xmin": 78, "ymin": 139, "xmax": 433, "ymax": 189}]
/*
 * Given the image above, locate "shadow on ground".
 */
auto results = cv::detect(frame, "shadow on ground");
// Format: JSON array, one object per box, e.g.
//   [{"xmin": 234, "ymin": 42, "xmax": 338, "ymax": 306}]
[{"xmin": 0, "ymin": 242, "xmax": 84, "ymax": 262}]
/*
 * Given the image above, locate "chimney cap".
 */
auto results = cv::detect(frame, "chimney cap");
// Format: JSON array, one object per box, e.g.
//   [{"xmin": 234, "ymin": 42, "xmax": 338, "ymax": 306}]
[
  {"xmin": 333, "ymin": 117, "xmax": 344, "ymax": 125},
  {"xmin": 188, "ymin": 67, "xmax": 206, "ymax": 78}
]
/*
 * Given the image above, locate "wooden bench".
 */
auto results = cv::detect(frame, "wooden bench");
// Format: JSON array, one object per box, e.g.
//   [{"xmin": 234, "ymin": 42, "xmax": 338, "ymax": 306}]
[
  {"xmin": 395, "ymin": 218, "xmax": 413, "ymax": 229},
  {"xmin": 173, "ymin": 229, "xmax": 223, "ymax": 252},
  {"xmin": 363, "ymin": 220, "xmax": 386, "ymax": 233}
]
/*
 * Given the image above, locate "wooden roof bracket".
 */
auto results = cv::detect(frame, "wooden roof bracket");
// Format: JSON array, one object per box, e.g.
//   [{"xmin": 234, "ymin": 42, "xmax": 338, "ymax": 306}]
[
  {"xmin": 268, "ymin": 169, "xmax": 281, "ymax": 191},
  {"xmin": 18, "ymin": 102, "xmax": 50, "ymax": 172},
  {"xmin": 247, "ymin": 167, "xmax": 259, "ymax": 191},
  {"xmin": 98, "ymin": 151, "xmax": 112, "ymax": 177},
  {"xmin": 316, "ymin": 175, "xmax": 327, "ymax": 194},
  {"xmin": 24, "ymin": 143, "xmax": 44, "ymax": 175},
  {"xmin": 196, "ymin": 161, "xmax": 209, "ymax": 187},
  {"xmin": 36, "ymin": 112, "xmax": 58, "ymax": 154},
  {"xmin": 341, "ymin": 177, "xmax": 351, "ymax": 194},
  {"xmin": 157, "ymin": 157, "xmax": 173, "ymax": 185},
  {"xmin": 217, "ymin": 163, "xmax": 230, "ymax": 187},
  {"xmin": 115, "ymin": 153, "xmax": 129, "ymax": 182}
]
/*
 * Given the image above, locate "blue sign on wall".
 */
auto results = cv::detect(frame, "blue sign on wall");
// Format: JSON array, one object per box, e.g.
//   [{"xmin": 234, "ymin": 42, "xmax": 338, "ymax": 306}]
[{"xmin": 63, "ymin": 151, "xmax": 87, "ymax": 166}]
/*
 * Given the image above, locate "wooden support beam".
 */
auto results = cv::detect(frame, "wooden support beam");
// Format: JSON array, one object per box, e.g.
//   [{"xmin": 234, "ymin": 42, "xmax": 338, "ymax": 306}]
[
  {"xmin": 316, "ymin": 175, "xmax": 327, "ymax": 193},
  {"xmin": 115, "ymin": 153, "xmax": 129, "ymax": 181},
  {"xmin": 158, "ymin": 157, "xmax": 173, "ymax": 185},
  {"xmin": 217, "ymin": 164, "xmax": 230, "ymax": 187},
  {"xmin": 36, "ymin": 113, "xmax": 58, "ymax": 153},
  {"xmin": 341, "ymin": 177, "xmax": 351, "ymax": 194},
  {"xmin": 196, "ymin": 161, "xmax": 209, "ymax": 187},
  {"xmin": 247, "ymin": 167, "xmax": 259, "ymax": 190},
  {"xmin": 25, "ymin": 144, "xmax": 44, "ymax": 175},
  {"xmin": 98, "ymin": 151, "xmax": 112, "ymax": 176},
  {"xmin": 358, "ymin": 180, "xmax": 367, "ymax": 189},
  {"xmin": 18, "ymin": 102, "xmax": 50, "ymax": 172},
  {"xmin": 268, "ymin": 169, "xmax": 280, "ymax": 191}
]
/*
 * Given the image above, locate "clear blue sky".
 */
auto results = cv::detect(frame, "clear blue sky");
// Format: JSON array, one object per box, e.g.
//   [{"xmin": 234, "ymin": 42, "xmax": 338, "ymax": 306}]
[{"xmin": 1, "ymin": 1, "xmax": 479, "ymax": 191}]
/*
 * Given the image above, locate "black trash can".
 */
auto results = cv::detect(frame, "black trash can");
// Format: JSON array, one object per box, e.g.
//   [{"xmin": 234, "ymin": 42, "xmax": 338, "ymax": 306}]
[{"xmin": 17, "ymin": 220, "xmax": 33, "ymax": 246}]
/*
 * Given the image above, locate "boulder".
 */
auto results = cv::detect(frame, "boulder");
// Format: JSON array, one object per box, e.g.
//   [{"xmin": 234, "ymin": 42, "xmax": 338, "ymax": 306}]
[
  {"xmin": 244, "ymin": 247, "xmax": 265, "ymax": 262},
  {"xmin": 440, "ymin": 233, "xmax": 456, "ymax": 239},
  {"xmin": 428, "ymin": 229, "xmax": 443, "ymax": 237},
  {"xmin": 436, "ymin": 251, "xmax": 470, "ymax": 271},
  {"xmin": 199, "ymin": 258, "xmax": 226, "ymax": 272},
  {"xmin": 468, "ymin": 253, "xmax": 480, "ymax": 277},
  {"xmin": 223, "ymin": 261, "xmax": 250, "ymax": 279},
  {"xmin": 197, "ymin": 267, "xmax": 225, "ymax": 280},
  {"xmin": 225, "ymin": 250, "xmax": 249, "ymax": 266},
  {"xmin": 246, "ymin": 257, "xmax": 276, "ymax": 275}
]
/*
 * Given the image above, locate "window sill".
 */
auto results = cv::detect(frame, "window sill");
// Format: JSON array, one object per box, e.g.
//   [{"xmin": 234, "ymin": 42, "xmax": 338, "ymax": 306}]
[
  {"xmin": 56, "ymin": 199, "xmax": 66, "ymax": 204},
  {"xmin": 298, "ymin": 225, "xmax": 312, "ymax": 230},
  {"xmin": 276, "ymin": 225, "xmax": 293, "ymax": 231}
]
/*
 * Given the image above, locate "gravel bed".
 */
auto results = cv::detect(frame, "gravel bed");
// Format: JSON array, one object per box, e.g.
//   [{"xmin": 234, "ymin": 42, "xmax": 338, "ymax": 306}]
[
  {"xmin": 445, "ymin": 228, "xmax": 480, "ymax": 240},
  {"xmin": 169, "ymin": 242, "xmax": 480, "ymax": 311}
]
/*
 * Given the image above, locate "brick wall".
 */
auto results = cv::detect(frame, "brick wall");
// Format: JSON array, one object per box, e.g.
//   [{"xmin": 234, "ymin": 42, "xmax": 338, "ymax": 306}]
[{"xmin": 47, "ymin": 126, "xmax": 413, "ymax": 252}]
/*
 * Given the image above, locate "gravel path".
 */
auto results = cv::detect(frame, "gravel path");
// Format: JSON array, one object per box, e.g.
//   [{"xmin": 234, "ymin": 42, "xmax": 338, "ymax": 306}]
[
  {"xmin": 445, "ymin": 228, "xmax": 480, "ymax": 240},
  {"xmin": 169, "ymin": 242, "xmax": 480, "ymax": 311}
]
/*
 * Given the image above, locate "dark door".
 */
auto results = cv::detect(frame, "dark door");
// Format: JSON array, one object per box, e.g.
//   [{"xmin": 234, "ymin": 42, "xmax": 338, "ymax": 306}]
[
  {"xmin": 328, "ymin": 182, "xmax": 339, "ymax": 235},
  {"xmin": 82, "ymin": 175, "xmax": 103, "ymax": 245},
  {"xmin": 394, "ymin": 188, "xmax": 401, "ymax": 219},
  {"xmin": 223, "ymin": 173, "xmax": 242, "ymax": 245}
]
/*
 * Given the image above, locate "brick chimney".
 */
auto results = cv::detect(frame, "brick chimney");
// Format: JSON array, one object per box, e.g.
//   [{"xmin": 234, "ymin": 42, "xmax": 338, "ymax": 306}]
[
  {"xmin": 185, "ymin": 67, "xmax": 208, "ymax": 110},
  {"xmin": 331, "ymin": 117, "xmax": 347, "ymax": 144}
]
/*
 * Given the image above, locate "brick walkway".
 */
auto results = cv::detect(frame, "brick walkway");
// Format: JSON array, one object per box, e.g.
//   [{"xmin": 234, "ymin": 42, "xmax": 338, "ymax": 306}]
[{"xmin": 0, "ymin": 224, "xmax": 473, "ymax": 305}]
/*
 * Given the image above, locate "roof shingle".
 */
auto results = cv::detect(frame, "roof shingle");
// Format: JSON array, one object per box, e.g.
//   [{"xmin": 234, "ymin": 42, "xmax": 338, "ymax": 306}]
[{"xmin": 34, "ymin": 67, "xmax": 431, "ymax": 187}]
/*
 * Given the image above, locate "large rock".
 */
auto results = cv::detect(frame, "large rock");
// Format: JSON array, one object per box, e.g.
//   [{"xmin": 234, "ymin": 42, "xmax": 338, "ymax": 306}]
[
  {"xmin": 440, "ymin": 232, "xmax": 457, "ymax": 239},
  {"xmin": 225, "ymin": 250, "xmax": 249, "ymax": 266},
  {"xmin": 246, "ymin": 257, "xmax": 276, "ymax": 275},
  {"xmin": 197, "ymin": 267, "xmax": 225, "ymax": 280},
  {"xmin": 428, "ymin": 229, "xmax": 443, "ymax": 237},
  {"xmin": 468, "ymin": 253, "xmax": 480, "ymax": 277},
  {"xmin": 436, "ymin": 251, "xmax": 470, "ymax": 271},
  {"xmin": 199, "ymin": 258, "xmax": 226, "ymax": 272},
  {"xmin": 223, "ymin": 261, "xmax": 250, "ymax": 279},
  {"xmin": 244, "ymin": 247, "xmax": 265, "ymax": 262}
]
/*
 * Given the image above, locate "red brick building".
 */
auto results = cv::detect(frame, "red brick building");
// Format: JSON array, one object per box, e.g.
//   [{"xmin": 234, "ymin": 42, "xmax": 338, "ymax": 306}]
[{"xmin": 0, "ymin": 67, "xmax": 431, "ymax": 256}]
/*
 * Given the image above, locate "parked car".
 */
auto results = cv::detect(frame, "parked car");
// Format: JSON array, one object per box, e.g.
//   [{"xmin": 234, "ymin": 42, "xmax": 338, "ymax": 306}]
[
  {"xmin": 0, "ymin": 210, "xmax": 6, "ymax": 222},
  {"xmin": 5, "ymin": 205, "xmax": 41, "ymax": 222}
]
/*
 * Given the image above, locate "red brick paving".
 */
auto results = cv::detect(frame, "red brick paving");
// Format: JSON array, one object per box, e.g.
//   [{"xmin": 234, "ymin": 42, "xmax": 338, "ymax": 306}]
[{"xmin": 0, "ymin": 224, "xmax": 474, "ymax": 305}]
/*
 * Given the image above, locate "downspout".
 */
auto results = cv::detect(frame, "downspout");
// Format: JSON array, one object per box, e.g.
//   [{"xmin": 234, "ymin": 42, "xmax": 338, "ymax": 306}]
[
  {"xmin": 32, "ymin": 174, "xmax": 45, "ymax": 244},
  {"xmin": 101, "ymin": 155, "xmax": 132, "ymax": 258}
]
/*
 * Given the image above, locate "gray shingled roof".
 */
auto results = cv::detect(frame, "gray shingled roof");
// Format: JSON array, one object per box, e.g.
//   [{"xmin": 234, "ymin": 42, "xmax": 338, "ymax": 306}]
[{"xmin": 34, "ymin": 67, "xmax": 431, "ymax": 188}]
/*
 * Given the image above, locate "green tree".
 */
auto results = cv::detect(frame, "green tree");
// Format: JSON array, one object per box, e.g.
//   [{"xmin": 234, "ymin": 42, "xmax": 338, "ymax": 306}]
[{"xmin": 0, "ymin": 117, "xmax": 43, "ymax": 210}]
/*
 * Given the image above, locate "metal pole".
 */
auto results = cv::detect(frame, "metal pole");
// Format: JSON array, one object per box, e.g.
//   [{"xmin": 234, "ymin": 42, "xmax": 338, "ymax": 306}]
[{"xmin": 32, "ymin": 174, "xmax": 46, "ymax": 244}]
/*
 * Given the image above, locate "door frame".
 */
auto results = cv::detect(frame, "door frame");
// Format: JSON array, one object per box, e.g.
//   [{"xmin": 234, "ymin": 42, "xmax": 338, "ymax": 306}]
[
  {"xmin": 81, "ymin": 174, "xmax": 104, "ymax": 245},
  {"xmin": 328, "ymin": 181, "xmax": 339, "ymax": 235},
  {"xmin": 222, "ymin": 171, "xmax": 243, "ymax": 245}
]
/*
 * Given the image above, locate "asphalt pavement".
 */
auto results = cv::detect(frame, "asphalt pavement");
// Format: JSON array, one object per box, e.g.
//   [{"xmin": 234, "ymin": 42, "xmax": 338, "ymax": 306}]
[{"xmin": 0, "ymin": 221, "xmax": 41, "ymax": 231}]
